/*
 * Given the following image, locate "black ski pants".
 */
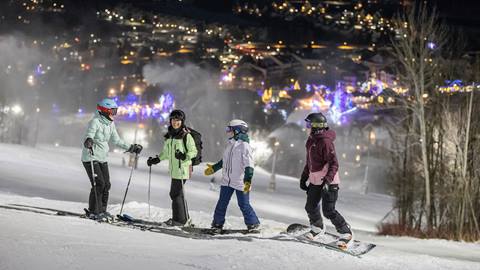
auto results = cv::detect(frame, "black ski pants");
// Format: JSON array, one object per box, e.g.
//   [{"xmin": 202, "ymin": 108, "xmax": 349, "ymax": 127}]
[
  {"xmin": 83, "ymin": 161, "xmax": 110, "ymax": 214},
  {"xmin": 170, "ymin": 179, "xmax": 189, "ymax": 224},
  {"xmin": 304, "ymin": 184, "xmax": 349, "ymax": 233}
]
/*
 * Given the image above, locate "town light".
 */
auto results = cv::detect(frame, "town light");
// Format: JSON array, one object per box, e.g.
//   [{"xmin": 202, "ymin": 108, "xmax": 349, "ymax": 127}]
[{"xmin": 12, "ymin": 105, "xmax": 23, "ymax": 115}]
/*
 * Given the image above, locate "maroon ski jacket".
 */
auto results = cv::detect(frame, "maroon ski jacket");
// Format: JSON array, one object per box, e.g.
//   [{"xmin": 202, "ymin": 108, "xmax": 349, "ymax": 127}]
[{"xmin": 301, "ymin": 129, "xmax": 339, "ymax": 184}]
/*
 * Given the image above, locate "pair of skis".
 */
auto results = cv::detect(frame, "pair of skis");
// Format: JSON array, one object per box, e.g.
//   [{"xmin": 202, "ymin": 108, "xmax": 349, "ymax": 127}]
[{"xmin": 116, "ymin": 213, "xmax": 261, "ymax": 235}]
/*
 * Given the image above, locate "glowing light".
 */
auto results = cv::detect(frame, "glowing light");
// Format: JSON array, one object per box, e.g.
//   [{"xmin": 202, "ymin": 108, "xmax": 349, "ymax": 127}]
[
  {"xmin": 12, "ymin": 105, "xmax": 23, "ymax": 115},
  {"xmin": 114, "ymin": 93, "xmax": 175, "ymax": 122},
  {"xmin": 250, "ymin": 139, "xmax": 272, "ymax": 164},
  {"xmin": 27, "ymin": 75, "xmax": 35, "ymax": 86},
  {"xmin": 133, "ymin": 86, "xmax": 142, "ymax": 95},
  {"xmin": 293, "ymin": 80, "xmax": 301, "ymax": 91},
  {"xmin": 262, "ymin": 88, "xmax": 273, "ymax": 104}
]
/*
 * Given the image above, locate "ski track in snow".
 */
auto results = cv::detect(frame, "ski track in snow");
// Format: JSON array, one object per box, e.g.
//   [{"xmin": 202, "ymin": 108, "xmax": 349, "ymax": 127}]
[{"xmin": 0, "ymin": 143, "xmax": 479, "ymax": 270}]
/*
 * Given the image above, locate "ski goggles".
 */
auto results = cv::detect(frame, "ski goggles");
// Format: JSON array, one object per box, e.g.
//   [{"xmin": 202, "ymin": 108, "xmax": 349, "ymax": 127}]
[
  {"xmin": 97, "ymin": 105, "xmax": 118, "ymax": 116},
  {"xmin": 305, "ymin": 121, "xmax": 327, "ymax": 129},
  {"xmin": 225, "ymin": 126, "xmax": 234, "ymax": 133}
]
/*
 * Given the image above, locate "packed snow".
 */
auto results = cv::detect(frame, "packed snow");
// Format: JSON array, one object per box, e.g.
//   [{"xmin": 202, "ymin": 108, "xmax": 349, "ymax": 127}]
[{"xmin": 0, "ymin": 143, "xmax": 479, "ymax": 270}]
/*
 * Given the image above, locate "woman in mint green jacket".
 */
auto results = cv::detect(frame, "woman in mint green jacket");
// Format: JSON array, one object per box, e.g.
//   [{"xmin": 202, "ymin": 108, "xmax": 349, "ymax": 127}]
[
  {"xmin": 82, "ymin": 98, "xmax": 142, "ymax": 219},
  {"xmin": 147, "ymin": 109, "xmax": 197, "ymax": 226}
]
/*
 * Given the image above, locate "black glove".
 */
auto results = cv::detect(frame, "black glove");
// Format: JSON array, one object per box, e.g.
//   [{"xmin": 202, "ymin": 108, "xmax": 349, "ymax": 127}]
[
  {"xmin": 321, "ymin": 178, "xmax": 329, "ymax": 191},
  {"xmin": 128, "ymin": 144, "xmax": 143, "ymax": 154},
  {"xmin": 300, "ymin": 177, "xmax": 309, "ymax": 192},
  {"xmin": 147, "ymin": 156, "xmax": 160, "ymax": 166},
  {"xmin": 84, "ymin": 138, "xmax": 94, "ymax": 149},
  {"xmin": 175, "ymin": 150, "xmax": 187, "ymax": 161}
]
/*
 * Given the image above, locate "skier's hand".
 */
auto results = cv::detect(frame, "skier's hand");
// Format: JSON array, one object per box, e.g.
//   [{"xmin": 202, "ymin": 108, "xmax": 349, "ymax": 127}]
[
  {"xmin": 321, "ymin": 178, "xmax": 329, "ymax": 191},
  {"xmin": 147, "ymin": 156, "xmax": 160, "ymax": 166},
  {"xmin": 204, "ymin": 164, "xmax": 215, "ymax": 176},
  {"xmin": 175, "ymin": 150, "xmax": 187, "ymax": 161},
  {"xmin": 243, "ymin": 181, "xmax": 251, "ymax": 193},
  {"xmin": 128, "ymin": 144, "xmax": 143, "ymax": 154},
  {"xmin": 300, "ymin": 179, "xmax": 309, "ymax": 192},
  {"xmin": 84, "ymin": 138, "xmax": 94, "ymax": 149}
]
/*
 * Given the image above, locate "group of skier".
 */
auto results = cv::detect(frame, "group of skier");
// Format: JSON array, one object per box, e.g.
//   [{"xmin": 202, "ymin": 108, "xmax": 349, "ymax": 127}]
[{"xmin": 82, "ymin": 98, "xmax": 352, "ymax": 247}]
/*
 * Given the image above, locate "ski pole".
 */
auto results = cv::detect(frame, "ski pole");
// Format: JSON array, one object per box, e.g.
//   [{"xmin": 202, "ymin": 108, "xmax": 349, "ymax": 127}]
[
  {"xmin": 148, "ymin": 165, "xmax": 152, "ymax": 219},
  {"xmin": 89, "ymin": 149, "xmax": 99, "ymax": 215},
  {"xmin": 176, "ymin": 145, "xmax": 190, "ymax": 226},
  {"xmin": 119, "ymin": 152, "xmax": 138, "ymax": 216},
  {"xmin": 181, "ymin": 177, "xmax": 190, "ymax": 225}
]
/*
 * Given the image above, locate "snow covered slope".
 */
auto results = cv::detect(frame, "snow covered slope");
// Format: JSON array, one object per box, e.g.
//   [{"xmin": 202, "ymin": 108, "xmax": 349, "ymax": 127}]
[{"xmin": 0, "ymin": 143, "xmax": 479, "ymax": 269}]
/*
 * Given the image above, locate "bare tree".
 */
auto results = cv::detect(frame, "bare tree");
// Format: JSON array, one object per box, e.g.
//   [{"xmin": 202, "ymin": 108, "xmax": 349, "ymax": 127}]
[{"xmin": 390, "ymin": 3, "xmax": 449, "ymax": 227}]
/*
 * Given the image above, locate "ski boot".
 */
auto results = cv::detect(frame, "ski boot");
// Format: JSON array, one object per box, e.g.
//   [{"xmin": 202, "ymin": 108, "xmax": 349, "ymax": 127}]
[
  {"xmin": 246, "ymin": 223, "xmax": 260, "ymax": 232},
  {"xmin": 210, "ymin": 223, "xmax": 224, "ymax": 234},
  {"xmin": 336, "ymin": 224, "xmax": 353, "ymax": 250},
  {"xmin": 163, "ymin": 218, "xmax": 185, "ymax": 227},
  {"xmin": 100, "ymin": 211, "xmax": 115, "ymax": 223}
]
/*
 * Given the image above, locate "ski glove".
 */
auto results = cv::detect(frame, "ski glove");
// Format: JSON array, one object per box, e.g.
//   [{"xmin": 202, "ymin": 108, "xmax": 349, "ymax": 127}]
[
  {"xmin": 243, "ymin": 181, "xmax": 251, "ymax": 193},
  {"xmin": 321, "ymin": 178, "xmax": 329, "ymax": 191},
  {"xmin": 300, "ymin": 176, "xmax": 309, "ymax": 192},
  {"xmin": 128, "ymin": 144, "xmax": 143, "ymax": 154},
  {"xmin": 204, "ymin": 164, "xmax": 215, "ymax": 176},
  {"xmin": 147, "ymin": 156, "xmax": 160, "ymax": 166},
  {"xmin": 175, "ymin": 150, "xmax": 187, "ymax": 161},
  {"xmin": 84, "ymin": 138, "xmax": 94, "ymax": 149}
]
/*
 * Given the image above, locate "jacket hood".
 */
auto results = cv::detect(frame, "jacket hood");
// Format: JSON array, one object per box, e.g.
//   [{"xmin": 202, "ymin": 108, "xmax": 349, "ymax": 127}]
[
  {"xmin": 311, "ymin": 129, "xmax": 336, "ymax": 141},
  {"xmin": 96, "ymin": 111, "xmax": 113, "ymax": 125},
  {"xmin": 165, "ymin": 126, "xmax": 187, "ymax": 139},
  {"xmin": 234, "ymin": 133, "xmax": 250, "ymax": 143}
]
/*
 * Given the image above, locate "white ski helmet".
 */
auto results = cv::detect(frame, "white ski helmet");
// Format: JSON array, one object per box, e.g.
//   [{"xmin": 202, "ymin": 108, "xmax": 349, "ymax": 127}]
[{"xmin": 227, "ymin": 119, "xmax": 249, "ymax": 134}]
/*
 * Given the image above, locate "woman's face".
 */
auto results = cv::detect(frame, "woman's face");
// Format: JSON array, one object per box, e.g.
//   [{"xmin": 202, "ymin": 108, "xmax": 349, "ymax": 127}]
[{"xmin": 171, "ymin": 118, "xmax": 182, "ymax": 129}]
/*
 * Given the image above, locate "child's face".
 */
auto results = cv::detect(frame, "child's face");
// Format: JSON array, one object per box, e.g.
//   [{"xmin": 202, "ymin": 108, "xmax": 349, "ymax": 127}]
[
  {"xmin": 171, "ymin": 119, "xmax": 182, "ymax": 129},
  {"xmin": 226, "ymin": 130, "xmax": 234, "ymax": 137}
]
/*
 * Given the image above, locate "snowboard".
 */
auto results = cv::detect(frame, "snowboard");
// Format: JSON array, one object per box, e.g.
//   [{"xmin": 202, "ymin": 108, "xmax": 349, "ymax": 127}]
[{"xmin": 281, "ymin": 223, "xmax": 376, "ymax": 257}]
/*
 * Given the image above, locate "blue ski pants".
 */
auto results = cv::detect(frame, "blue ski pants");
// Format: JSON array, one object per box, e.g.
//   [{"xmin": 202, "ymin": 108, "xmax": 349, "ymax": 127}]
[{"xmin": 213, "ymin": 185, "xmax": 260, "ymax": 226}]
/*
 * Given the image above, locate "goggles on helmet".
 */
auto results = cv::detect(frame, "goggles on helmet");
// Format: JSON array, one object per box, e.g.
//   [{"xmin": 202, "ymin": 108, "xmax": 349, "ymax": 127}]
[
  {"xmin": 306, "ymin": 121, "xmax": 327, "ymax": 129},
  {"xmin": 97, "ymin": 105, "xmax": 118, "ymax": 116}
]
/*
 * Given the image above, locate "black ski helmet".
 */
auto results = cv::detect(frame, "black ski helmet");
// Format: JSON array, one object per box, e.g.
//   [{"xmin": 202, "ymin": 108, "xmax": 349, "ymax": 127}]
[
  {"xmin": 169, "ymin": 109, "xmax": 185, "ymax": 121},
  {"xmin": 169, "ymin": 109, "xmax": 185, "ymax": 127},
  {"xmin": 305, "ymin": 112, "xmax": 328, "ymax": 129}
]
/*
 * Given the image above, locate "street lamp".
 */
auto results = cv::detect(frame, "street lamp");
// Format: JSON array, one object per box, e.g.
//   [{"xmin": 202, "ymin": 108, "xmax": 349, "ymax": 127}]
[
  {"xmin": 268, "ymin": 138, "xmax": 280, "ymax": 192},
  {"xmin": 362, "ymin": 124, "xmax": 375, "ymax": 194},
  {"xmin": 11, "ymin": 104, "xmax": 24, "ymax": 144}
]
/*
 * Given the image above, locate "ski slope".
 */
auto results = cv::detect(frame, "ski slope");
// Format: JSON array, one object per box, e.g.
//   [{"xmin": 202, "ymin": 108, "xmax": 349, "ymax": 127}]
[{"xmin": 0, "ymin": 143, "xmax": 479, "ymax": 270}]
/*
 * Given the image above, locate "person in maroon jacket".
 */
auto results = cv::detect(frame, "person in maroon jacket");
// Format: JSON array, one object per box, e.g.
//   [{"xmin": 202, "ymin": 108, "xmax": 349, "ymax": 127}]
[{"xmin": 300, "ymin": 112, "xmax": 353, "ymax": 249}]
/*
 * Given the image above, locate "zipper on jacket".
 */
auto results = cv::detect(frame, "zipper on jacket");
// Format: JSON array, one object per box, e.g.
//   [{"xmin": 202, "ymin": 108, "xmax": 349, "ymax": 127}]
[
  {"xmin": 226, "ymin": 140, "xmax": 235, "ymax": 187},
  {"xmin": 308, "ymin": 143, "xmax": 314, "ymax": 173}
]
